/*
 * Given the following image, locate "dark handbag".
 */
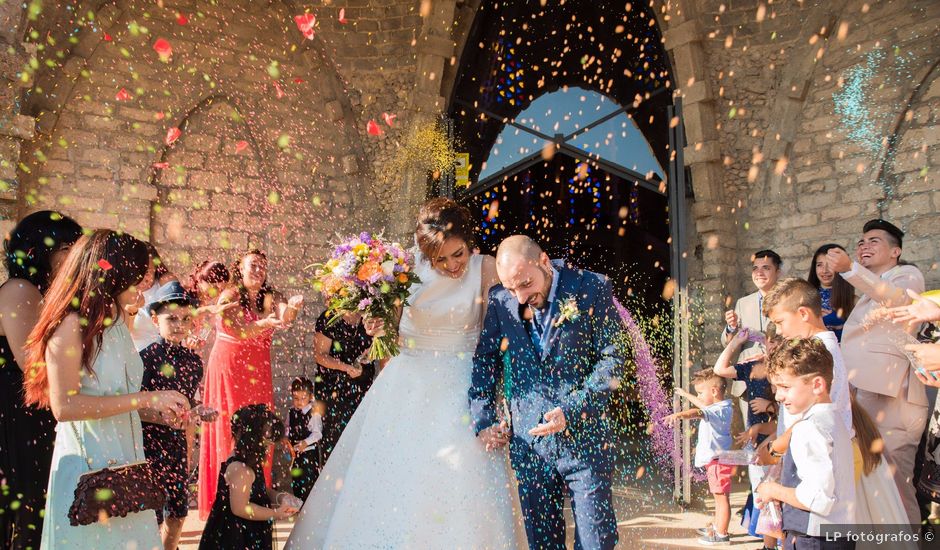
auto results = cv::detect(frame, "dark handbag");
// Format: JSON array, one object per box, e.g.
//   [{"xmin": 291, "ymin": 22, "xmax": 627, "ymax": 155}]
[
  {"xmin": 67, "ymin": 459, "xmax": 166, "ymax": 526},
  {"xmin": 66, "ymin": 362, "xmax": 167, "ymax": 526}
]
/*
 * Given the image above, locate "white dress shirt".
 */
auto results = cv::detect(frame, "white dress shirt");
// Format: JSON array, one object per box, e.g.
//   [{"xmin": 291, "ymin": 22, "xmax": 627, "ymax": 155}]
[
  {"xmin": 789, "ymin": 403, "xmax": 857, "ymax": 534},
  {"xmin": 296, "ymin": 404, "xmax": 323, "ymax": 454}
]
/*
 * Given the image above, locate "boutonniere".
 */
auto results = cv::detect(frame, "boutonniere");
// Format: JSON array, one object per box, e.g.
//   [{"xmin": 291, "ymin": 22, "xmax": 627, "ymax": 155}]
[{"xmin": 553, "ymin": 296, "xmax": 581, "ymax": 327}]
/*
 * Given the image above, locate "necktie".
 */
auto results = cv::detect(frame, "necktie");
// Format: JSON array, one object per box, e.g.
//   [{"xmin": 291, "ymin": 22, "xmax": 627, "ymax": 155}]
[{"xmin": 531, "ymin": 306, "xmax": 546, "ymax": 347}]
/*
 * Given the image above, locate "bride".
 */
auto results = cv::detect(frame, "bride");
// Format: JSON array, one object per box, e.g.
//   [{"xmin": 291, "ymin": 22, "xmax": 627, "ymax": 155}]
[{"xmin": 285, "ymin": 198, "xmax": 526, "ymax": 549}]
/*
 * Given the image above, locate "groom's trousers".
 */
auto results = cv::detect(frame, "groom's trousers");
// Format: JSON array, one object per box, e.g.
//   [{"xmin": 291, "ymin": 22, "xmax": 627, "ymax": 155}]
[{"xmin": 512, "ymin": 444, "xmax": 618, "ymax": 550}]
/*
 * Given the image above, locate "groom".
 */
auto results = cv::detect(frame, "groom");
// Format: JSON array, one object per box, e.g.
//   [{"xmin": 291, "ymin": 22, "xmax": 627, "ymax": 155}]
[{"xmin": 470, "ymin": 235, "xmax": 623, "ymax": 550}]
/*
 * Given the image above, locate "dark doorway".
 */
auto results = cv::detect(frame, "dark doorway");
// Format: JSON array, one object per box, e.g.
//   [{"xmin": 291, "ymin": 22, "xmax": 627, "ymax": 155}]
[{"xmin": 448, "ymin": 0, "xmax": 675, "ymax": 314}]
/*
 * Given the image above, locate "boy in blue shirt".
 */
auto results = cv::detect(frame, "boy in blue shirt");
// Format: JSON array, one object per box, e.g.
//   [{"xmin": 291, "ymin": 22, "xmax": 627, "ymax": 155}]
[{"xmin": 664, "ymin": 368, "xmax": 734, "ymax": 545}]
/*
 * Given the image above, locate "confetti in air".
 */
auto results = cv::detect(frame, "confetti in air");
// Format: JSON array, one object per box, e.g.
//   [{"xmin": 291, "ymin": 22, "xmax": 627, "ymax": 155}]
[
  {"xmin": 165, "ymin": 127, "xmax": 182, "ymax": 146},
  {"xmin": 294, "ymin": 14, "xmax": 316, "ymax": 40},
  {"xmin": 153, "ymin": 38, "xmax": 172, "ymax": 61},
  {"xmin": 366, "ymin": 120, "xmax": 383, "ymax": 136}
]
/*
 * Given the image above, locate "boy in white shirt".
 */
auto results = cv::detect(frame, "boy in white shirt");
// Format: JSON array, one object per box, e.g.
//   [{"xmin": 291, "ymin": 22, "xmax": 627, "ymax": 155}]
[
  {"xmin": 664, "ymin": 368, "xmax": 734, "ymax": 545},
  {"xmin": 763, "ymin": 278, "xmax": 853, "ymax": 436},
  {"xmin": 757, "ymin": 339, "xmax": 856, "ymax": 549}
]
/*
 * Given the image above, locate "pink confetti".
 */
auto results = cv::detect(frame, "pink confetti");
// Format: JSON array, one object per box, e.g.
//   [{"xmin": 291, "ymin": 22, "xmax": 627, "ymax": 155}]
[
  {"xmin": 153, "ymin": 38, "xmax": 172, "ymax": 61},
  {"xmin": 339, "ymin": 8, "xmax": 347, "ymax": 24},
  {"xmin": 97, "ymin": 259, "xmax": 113, "ymax": 271},
  {"xmin": 165, "ymin": 127, "xmax": 182, "ymax": 146},
  {"xmin": 152, "ymin": 162, "xmax": 169, "ymax": 169},
  {"xmin": 115, "ymin": 88, "xmax": 132, "ymax": 101},
  {"xmin": 103, "ymin": 32, "xmax": 112, "ymax": 42},
  {"xmin": 154, "ymin": 112, "xmax": 165, "ymax": 121},
  {"xmin": 273, "ymin": 81, "xmax": 285, "ymax": 99},
  {"xmin": 366, "ymin": 120, "xmax": 383, "ymax": 136},
  {"xmin": 176, "ymin": 13, "xmax": 189, "ymax": 25},
  {"xmin": 614, "ymin": 298, "xmax": 677, "ymax": 469},
  {"xmin": 293, "ymin": 77, "xmax": 305, "ymax": 84},
  {"xmin": 294, "ymin": 14, "xmax": 316, "ymax": 40},
  {"xmin": 235, "ymin": 140, "xmax": 249, "ymax": 153},
  {"xmin": 382, "ymin": 112, "xmax": 397, "ymax": 127}
]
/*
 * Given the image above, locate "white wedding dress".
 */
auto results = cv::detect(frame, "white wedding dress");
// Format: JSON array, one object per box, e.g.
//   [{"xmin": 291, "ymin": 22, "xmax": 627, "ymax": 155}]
[{"xmin": 285, "ymin": 253, "xmax": 526, "ymax": 549}]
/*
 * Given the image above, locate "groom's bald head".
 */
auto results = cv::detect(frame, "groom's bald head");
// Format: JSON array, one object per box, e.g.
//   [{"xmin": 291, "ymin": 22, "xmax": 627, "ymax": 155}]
[
  {"xmin": 496, "ymin": 235, "xmax": 542, "ymax": 264},
  {"xmin": 496, "ymin": 235, "xmax": 553, "ymax": 309}
]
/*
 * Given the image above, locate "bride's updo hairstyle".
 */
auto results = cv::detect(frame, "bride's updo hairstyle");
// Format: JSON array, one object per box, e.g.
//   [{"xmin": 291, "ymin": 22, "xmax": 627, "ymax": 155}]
[{"xmin": 414, "ymin": 198, "xmax": 475, "ymax": 260}]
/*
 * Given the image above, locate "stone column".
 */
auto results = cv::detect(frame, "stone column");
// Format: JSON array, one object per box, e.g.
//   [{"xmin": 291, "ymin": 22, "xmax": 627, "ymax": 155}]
[{"xmin": 0, "ymin": 2, "xmax": 33, "ymax": 239}]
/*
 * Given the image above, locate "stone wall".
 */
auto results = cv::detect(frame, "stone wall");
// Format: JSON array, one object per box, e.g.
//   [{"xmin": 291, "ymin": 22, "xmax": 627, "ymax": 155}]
[
  {"xmin": 659, "ymin": 0, "xmax": 940, "ymax": 359},
  {"xmin": 13, "ymin": 0, "xmax": 385, "ymax": 409},
  {"xmin": 0, "ymin": 0, "xmax": 34, "ymax": 257}
]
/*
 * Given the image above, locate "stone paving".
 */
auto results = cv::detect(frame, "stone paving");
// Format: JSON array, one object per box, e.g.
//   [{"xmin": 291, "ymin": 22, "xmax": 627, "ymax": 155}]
[{"xmin": 178, "ymin": 487, "xmax": 753, "ymax": 549}]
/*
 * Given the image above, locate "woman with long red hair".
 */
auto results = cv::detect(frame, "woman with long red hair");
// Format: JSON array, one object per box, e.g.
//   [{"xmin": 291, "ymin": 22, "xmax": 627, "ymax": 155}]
[
  {"xmin": 24, "ymin": 230, "xmax": 189, "ymax": 549},
  {"xmin": 198, "ymin": 249, "xmax": 303, "ymax": 519}
]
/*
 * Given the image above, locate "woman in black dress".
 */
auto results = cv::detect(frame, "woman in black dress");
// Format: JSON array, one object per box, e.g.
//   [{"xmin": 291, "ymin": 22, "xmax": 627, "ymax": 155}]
[
  {"xmin": 313, "ymin": 311, "xmax": 376, "ymax": 465},
  {"xmin": 0, "ymin": 211, "xmax": 81, "ymax": 550},
  {"xmin": 199, "ymin": 404, "xmax": 299, "ymax": 550}
]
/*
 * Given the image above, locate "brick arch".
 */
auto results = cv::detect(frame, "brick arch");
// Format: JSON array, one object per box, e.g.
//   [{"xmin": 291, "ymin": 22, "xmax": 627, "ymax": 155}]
[
  {"xmin": 18, "ymin": 0, "xmax": 380, "ymax": 234},
  {"xmin": 875, "ymin": 58, "xmax": 940, "ymax": 209},
  {"xmin": 147, "ymin": 94, "xmax": 274, "ymax": 272}
]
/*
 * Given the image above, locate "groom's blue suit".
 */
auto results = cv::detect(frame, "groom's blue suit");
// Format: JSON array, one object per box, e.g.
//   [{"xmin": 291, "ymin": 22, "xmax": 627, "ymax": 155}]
[{"xmin": 470, "ymin": 261, "xmax": 624, "ymax": 550}]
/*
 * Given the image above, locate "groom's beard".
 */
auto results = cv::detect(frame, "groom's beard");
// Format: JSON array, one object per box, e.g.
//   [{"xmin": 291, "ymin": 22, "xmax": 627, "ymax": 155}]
[{"xmin": 528, "ymin": 266, "xmax": 553, "ymax": 310}]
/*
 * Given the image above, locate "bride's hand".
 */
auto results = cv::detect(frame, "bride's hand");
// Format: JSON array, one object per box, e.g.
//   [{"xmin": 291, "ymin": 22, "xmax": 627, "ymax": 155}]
[
  {"xmin": 478, "ymin": 421, "xmax": 510, "ymax": 451},
  {"xmin": 363, "ymin": 317, "xmax": 386, "ymax": 337}
]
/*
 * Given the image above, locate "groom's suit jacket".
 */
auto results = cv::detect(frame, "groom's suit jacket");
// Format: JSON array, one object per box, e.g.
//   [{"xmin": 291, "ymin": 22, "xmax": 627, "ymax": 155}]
[{"xmin": 470, "ymin": 261, "xmax": 625, "ymax": 466}]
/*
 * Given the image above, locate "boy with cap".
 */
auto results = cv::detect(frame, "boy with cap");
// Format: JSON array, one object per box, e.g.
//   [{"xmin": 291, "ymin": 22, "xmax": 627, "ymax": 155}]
[
  {"xmin": 826, "ymin": 218, "xmax": 926, "ymax": 524},
  {"xmin": 140, "ymin": 281, "xmax": 206, "ymax": 550}
]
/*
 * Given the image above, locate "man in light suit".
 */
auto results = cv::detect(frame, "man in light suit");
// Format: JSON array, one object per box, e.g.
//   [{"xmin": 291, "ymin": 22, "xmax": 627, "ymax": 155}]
[
  {"xmin": 722, "ymin": 249, "xmax": 781, "ymax": 363},
  {"xmin": 828, "ymin": 218, "xmax": 926, "ymax": 524},
  {"xmin": 722, "ymin": 250, "xmax": 781, "ymax": 429}
]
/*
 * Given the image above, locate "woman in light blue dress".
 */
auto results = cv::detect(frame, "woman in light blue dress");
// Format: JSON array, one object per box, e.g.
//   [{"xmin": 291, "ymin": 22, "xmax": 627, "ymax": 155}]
[{"xmin": 23, "ymin": 230, "xmax": 190, "ymax": 549}]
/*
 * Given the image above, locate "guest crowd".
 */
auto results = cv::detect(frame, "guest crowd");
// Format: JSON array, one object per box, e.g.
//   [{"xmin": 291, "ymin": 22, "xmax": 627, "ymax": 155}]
[
  {"xmin": 1, "ymin": 209, "xmax": 939, "ymax": 550},
  {"xmin": 0, "ymin": 211, "xmax": 376, "ymax": 549},
  {"xmin": 667, "ymin": 218, "xmax": 940, "ymax": 548}
]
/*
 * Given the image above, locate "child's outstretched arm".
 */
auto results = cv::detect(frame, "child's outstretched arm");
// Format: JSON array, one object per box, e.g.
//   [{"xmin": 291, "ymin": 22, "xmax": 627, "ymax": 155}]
[
  {"xmin": 225, "ymin": 462, "xmax": 297, "ymax": 522},
  {"xmin": 674, "ymin": 387, "xmax": 709, "ymax": 410},
  {"xmin": 713, "ymin": 329, "xmax": 751, "ymax": 378},
  {"xmin": 662, "ymin": 407, "xmax": 702, "ymax": 427}
]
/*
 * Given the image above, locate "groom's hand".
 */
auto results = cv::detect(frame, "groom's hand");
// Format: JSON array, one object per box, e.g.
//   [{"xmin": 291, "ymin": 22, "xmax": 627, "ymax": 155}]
[
  {"xmin": 528, "ymin": 407, "xmax": 567, "ymax": 437},
  {"xmin": 478, "ymin": 422, "xmax": 510, "ymax": 451}
]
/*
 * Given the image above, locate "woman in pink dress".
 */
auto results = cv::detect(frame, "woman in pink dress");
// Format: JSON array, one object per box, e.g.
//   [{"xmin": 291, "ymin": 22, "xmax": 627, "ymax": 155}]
[{"xmin": 198, "ymin": 250, "xmax": 303, "ymax": 519}]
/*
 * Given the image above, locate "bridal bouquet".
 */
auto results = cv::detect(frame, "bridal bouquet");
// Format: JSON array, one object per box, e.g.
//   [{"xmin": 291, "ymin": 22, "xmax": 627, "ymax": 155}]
[{"xmin": 310, "ymin": 232, "xmax": 419, "ymax": 360}]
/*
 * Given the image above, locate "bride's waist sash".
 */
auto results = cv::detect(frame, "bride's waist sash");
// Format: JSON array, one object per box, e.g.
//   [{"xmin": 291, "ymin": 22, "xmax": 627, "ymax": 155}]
[{"xmin": 397, "ymin": 332, "xmax": 479, "ymax": 356}]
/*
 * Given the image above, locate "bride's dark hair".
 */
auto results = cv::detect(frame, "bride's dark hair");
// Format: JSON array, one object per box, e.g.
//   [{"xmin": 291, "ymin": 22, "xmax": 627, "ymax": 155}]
[{"xmin": 414, "ymin": 198, "xmax": 474, "ymax": 260}]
